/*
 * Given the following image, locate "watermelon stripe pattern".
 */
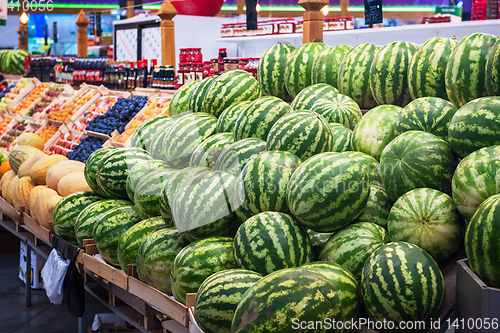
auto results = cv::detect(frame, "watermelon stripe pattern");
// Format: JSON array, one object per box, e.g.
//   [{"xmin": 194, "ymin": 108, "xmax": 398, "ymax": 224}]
[
  {"xmin": 214, "ymin": 138, "xmax": 267, "ymax": 176},
  {"xmin": 134, "ymin": 169, "xmax": 178, "ymax": 219},
  {"xmin": 354, "ymin": 183, "xmax": 391, "ymax": 228},
  {"xmin": 311, "ymin": 45, "xmax": 352, "ymax": 88},
  {"xmin": 258, "ymin": 44, "xmax": 295, "ymax": 101},
  {"xmin": 216, "ymin": 102, "xmax": 251, "ymax": 134},
  {"xmin": 169, "ymin": 81, "xmax": 200, "ymax": 116},
  {"xmin": 290, "ymin": 83, "xmax": 338, "ymax": 111},
  {"xmin": 329, "ymin": 123, "xmax": 353, "ymax": 153},
  {"xmin": 307, "ymin": 229, "xmax": 332, "ymax": 260},
  {"xmin": 486, "ymin": 39, "xmax": 500, "ymax": 96},
  {"xmin": 130, "ymin": 117, "xmax": 174, "ymax": 152},
  {"xmin": 149, "ymin": 121, "xmax": 177, "ymax": 161},
  {"xmin": 341, "ymin": 151, "xmax": 383, "ymax": 187},
  {"xmin": 189, "ymin": 133, "xmax": 234, "ymax": 168},
  {"xmin": 189, "ymin": 76, "xmax": 217, "ymax": 113},
  {"xmin": 84, "ymin": 147, "xmax": 117, "ymax": 197},
  {"xmin": 312, "ymin": 94, "xmax": 362, "ymax": 130},
  {"xmin": 126, "ymin": 160, "xmax": 170, "ymax": 202}
]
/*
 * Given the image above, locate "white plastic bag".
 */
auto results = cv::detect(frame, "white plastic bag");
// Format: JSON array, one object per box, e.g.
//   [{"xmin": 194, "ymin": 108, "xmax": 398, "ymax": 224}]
[{"xmin": 41, "ymin": 248, "xmax": 70, "ymax": 305}]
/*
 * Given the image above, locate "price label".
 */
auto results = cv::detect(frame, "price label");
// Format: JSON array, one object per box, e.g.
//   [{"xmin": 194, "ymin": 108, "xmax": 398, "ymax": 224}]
[{"xmin": 364, "ymin": 0, "xmax": 383, "ymax": 26}]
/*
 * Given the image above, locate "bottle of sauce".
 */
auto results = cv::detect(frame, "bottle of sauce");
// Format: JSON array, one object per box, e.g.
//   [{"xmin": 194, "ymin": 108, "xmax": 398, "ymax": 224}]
[{"xmin": 218, "ymin": 48, "xmax": 227, "ymax": 75}]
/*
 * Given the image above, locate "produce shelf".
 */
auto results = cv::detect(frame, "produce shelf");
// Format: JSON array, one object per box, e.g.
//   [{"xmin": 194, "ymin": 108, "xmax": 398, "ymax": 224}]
[
  {"xmin": 21, "ymin": 212, "xmax": 52, "ymax": 246},
  {"xmin": 0, "ymin": 192, "xmax": 24, "ymax": 224}
]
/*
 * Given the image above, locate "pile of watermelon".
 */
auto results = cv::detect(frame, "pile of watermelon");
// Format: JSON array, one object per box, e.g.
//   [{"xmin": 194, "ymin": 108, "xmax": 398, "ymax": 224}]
[
  {"xmin": 0, "ymin": 49, "xmax": 29, "ymax": 75},
  {"xmin": 43, "ymin": 31, "xmax": 500, "ymax": 333}
]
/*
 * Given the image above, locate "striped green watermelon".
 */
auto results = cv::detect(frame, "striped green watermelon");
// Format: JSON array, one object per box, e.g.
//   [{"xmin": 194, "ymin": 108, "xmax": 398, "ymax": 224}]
[
  {"xmin": 203, "ymin": 70, "xmax": 262, "ymax": 118},
  {"xmin": 149, "ymin": 120, "xmax": 177, "ymax": 161},
  {"xmin": 163, "ymin": 112, "xmax": 217, "ymax": 168},
  {"xmin": 408, "ymin": 37, "xmax": 457, "ymax": 100},
  {"xmin": 130, "ymin": 116, "xmax": 174, "ymax": 152},
  {"xmin": 354, "ymin": 183, "xmax": 391, "ymax": 228},
  {"xmin": 452, "ymin": 145, "xmax": 500, "ymax": 221},
  {"xmin": 465, "ymin": 194, "xmax": 500, "ymax": 288},
  {"xmin": 302, "ymin": 261, "xmax": 360, "ymax": 322},
  {"xmin": 194, "ymin": 269, "xmax": 262, "ymax": 333},
  {"xmin": 320, "ymin": 222, "xmax": 388, "ymax": 279},
  {"xmin": 395, "ymin": 97, "xmax": 458, "ymax": 142},
  {"xmin": 448, "ymin": 97, "xmax": 500, "ymax": 158},
  {"xmin": 286, "ymin": 152, "xmax": 370, "ymax": 232},
  {"xmin": 285, "ymin": 42, "xmax": 327, "ymax": 98},
  {"xmin": 169, "ymin": 81, "xmax": 200, "ymax": 116},
  {"xmin": 290, "ymin": 83, "xmax": 338, "ymax": 111},
  {"xmin": 381, "ymin": 131, "xmax": 457, "ymax": 203},
  {"xmin": 338, "ymin": 43, "xmax": 380, "ymax": 109},
  {"xmin": 445, "ymin": 33, "xmax": 499, "ymax": 108},
  {"xmin": 96, "ymin": 148, "xmax": 153, "ymax": 199},
  {"xmin": 340, "ymin": 151, "xmax": 383, "ymax": 187},
  {"xmin": 117, "ymin": 217, "xmax": 167, "ymax": 271},
  {"xmin": 213, "ymin": 138, "xmax": 267, "ymax": 176},
  {"xmin": 126, "ymin": 160, "xmax": 170, "ymax": 202},
  {"xmin": 486, "ymin": 39, "xmax": 500, "ymax": 96},
  {"xmin": 232, "ymin": 267, "xmax": 343, "ymax": 333},
  {"xmin": 216, "ymin": 101, "xmax": 251, "ymax": 134},
  {"xmin": 266, "ymin": 111, "xmax": 334, "ymax": 161},
  {"xmin": 136, "ymin": 228, "xmax": 191, "ymax": 295},
  {"xmin": 311, "ymin": 45, "xmax": 352, "ymax": 88},
  {"xmin": 171, "ymin": 237, "xmax": 238, "ymax": 304},
  {"xmin": 189, "ymin": 76, "xmax": 217, "ymax": 113},
  {"xmin": 74, "ymin": 199, "xmax": 132, "ymax": 245},
  {"xmin": 234, "ymin": 151, "xmax": 300, "ymax": 222},
  {"xmin": 361, "ymin": 242, "xmax": 445, "ymax": 327},
  {"xmin": 52, "ymin": 192, "xmax": 102, "ymax": 244},
  {"xmin": 234, "ymin": 212, "xmax": 313, "ymax": 275},
  {"xmin": 329, "ymin": 123, "xmax": 353, "ymax": 152},
  {"xmin": 93, "ymin": 206, "xmax": 142, "ymax": 266},
  {"xmin": 352, "ymin": 105, "xmax": 402, "ymax": 161},
  {"xmin": 258, "ymin": 44, "xmax": 296, "ymax": 101},
  {"xmin": 159, "ymin": 166, "xmax": 210, "ymax": 224},
  {"xmin": 370, "ymin": 41, "xmax": 418, "ymax": 107},
  {"xmin": 311, "ymin": 94, "xmax": 362, "ymax": 130},
  {"xmin": 307, "ymin": 229, "xmax": 333, "ymax": 261},
  {"xmin": 84, "ymin": 147, "xmax": 117, "ymax": 197},
  {"xmin": 173, "ymin": 171, "xmax": 240, "ymax": 239},
  {"xmin": 134, "ymin": 169, "xmax": 178, "ymax": 219},
  {"xmin": 233, "ymin": 96, "xmax": 291, "ymax": 141},
  {"xmin": 189, "ymin": 133, "xmax": 234, "ymax": 168},
  {"xmin": 388, "ymin": 188, "xmax": 463, "ymax": 262}
]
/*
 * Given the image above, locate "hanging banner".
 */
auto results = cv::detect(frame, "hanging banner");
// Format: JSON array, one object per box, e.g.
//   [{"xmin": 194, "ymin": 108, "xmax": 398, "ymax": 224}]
[{"xmin": 0, "ymin": 0, "xmax": 7, "ymax": 26}]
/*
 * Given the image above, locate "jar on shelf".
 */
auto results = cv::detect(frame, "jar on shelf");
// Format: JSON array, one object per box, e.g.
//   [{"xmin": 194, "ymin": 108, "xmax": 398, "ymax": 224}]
[
  {"xmin": 193, "ymin": 48, "xmax": 203, "ymax": 62},
  {"xmin": 179, "ymin": 49, "xmax": 188, "ymax": 63},
  {"xmin": 345, "ymin": 16, "xmax": 354, "ymax": 29},
  {"xmin": 194, "ymin": 62, "xmax": 204, "ymax": 81},
  {"xmin": 248, "ymin": 58, "xmax": 259, "ymax": 79},
  {"xmin": 211, "ymin": 58, "xmax": 218, "ymax": 75},
  {"xmin": 203, "ymin": 61, "xmax": 211, "ymax": 78},
  {"xmin": 239, "ymin": 58, "xmax": 250, "ymax": 71},
  {"xmin": 296, "ymin": 20, "xmax": 304, "ymax": 33},
  {"xmin": 225, "ymin": 58, "xmax": 240, "ymax": 71},
  {"xmin": 178, "ymin": 63, "xmax": 186, "ymax": 87}
]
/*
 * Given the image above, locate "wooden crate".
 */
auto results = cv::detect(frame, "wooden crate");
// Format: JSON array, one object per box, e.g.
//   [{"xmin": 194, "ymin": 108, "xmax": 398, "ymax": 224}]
[
  {"xmin": 6, "ymin": 78, "xmax": 41, "ymax": 115},
  {"xmin": 0, "ymin": 191, "xmax": 24, "ymax": 224},
  {"xmin": 22, "ymin": 212, "xmax": 52, "ymax": 246},
  {"xmin": 83, "ymin": 252, "xmax": 129, "ymax": 290}
]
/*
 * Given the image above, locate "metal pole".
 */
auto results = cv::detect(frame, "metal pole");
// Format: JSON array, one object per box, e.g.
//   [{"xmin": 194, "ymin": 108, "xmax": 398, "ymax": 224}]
[
  {"xmin": 78, "ymin": 315, "xmax": 85, "ymax": 333},
  {"xmin": 25, "ymin": 242, "xmax": 31, "ymax": 307}
]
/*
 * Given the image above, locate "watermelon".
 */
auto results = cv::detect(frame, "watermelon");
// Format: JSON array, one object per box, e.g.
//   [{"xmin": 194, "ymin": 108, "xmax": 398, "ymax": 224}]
[
  {"xmin": 354, "ymin": 183, "xmax": 391, "ymax": 228},
  {"xmin": 203, "ymin": 70, "xmax": 262, "ymax": 117},
  {"xmin": 216, "ymin": 101, "xmax": 251, "ymax": 133},
  {"xmin": 395, "ymin": 97, "xmax": 458, "ymax": 142},
  {"xmin": 307, "ymin": 229, "xmax": 333, "ymax": 261},
  {"xmin": 258, "ymin": 43, "xmax": 296, "ymax": 101},
  {"xmin": 320, "ymin": 222, "xmax": 388, "ymax": 279},
  {"xmin": 171, "ymin": 237, "xmax": 238, "ymax": 304},
  {"xmin": 286, "ymin": 152, "xmax": 370, "ymax": 232},
  {"xmin": 448, "ymin": 97, "xmax": 500, "ymax": 158},
  {"xmin": 52, "ymin": 192, "xmax": 102, "ymax": 244},
  {"xmin": 96, "ymin": 148, "xmax": 153, "ymax": 199},
  {"xmin": 159, "ymin": 166, "xmax": 210, "ymax": 224},
  {"xmin": 194, "ymin": 269, "xmax": 262, "ymax": 333},
  {"xmin": 234, "ymin": 151, "xmax": 300, "ymax": 222},
  {"xmin": 285, "ymin": 42, "xmax": 327, "ymax": 98},
  {"xmin": 173, "ymin": 171, "xmax": 240, "ymax": 239},
  {"xmin": 130, "ymin": 116, "xmax": 174, "ymax": 152},
  {"xmin": 340, "ymin": 151, "xmax": 383, "ymax": 187},
  {"xmin": 408, "ymin": 37, "xmax": 457, "ymax": 100},
  {"xmin": 465, "ymin": 194, "xmax": 500, "ymax": 288},
  {"xmin": 233, "ymin": 96, "xmax": 291, "ymax": 141},
  {"xmin": 84, "ymin": 147, "xmax": 118, "ymax": 197},
  {"xmin": 232, "ymin": 267, "xmax": 343, "ymax": 333},
  {"xmin": 189, "ymin": 133, "xmax": 234, "ymax": 168},
  {"xmin": 380, "ymin": 131, "xmax": 457, "ymax": 203},
  {"xmin": 169, "ymin": 81, "xmax": 200, "ymax": 116},
  {"xmin": 301, "ymin": 261, "xmax": 360, "ymax": 322},
  {"xmin": 290, "ymin": 83, "xmax": 338, "ymax": 111},
  {"xmin": 452, "ymin": 145, "xmax": 500, "ymax": 221},
  {"xmin": 163, "ymin": 112, "xmax": 218, "ymax": 168},
  {"xmin": 361, "ymin": 242, "xmax": 445, "ymax": 328},
  {"xmin": 266, "ymin": 111, "xmax": 334, "ymax": 161},
  {"xmin": 370, "ymin": 41, "xmax": 418, "ymax": 107},
  {"xmin": 126, "ymin": 160, "xmax": 170, "ymax": 202},
  {"xmin": 134, "ymin": 169, "xmax": 178, "ymax": 219},
  {"xmin": 74, "ymin": 199, "xmax": 132, "ymax": 245},
  {"xmin": 213, "ymin": 138, "xmax": 267, "ymax": 176},
  {"xmin": 486, "ymin": 39, "xmax": 500, "ymax": 96},
  {"xmin": 445, "ymin": 33, "xmax": 499, "ymax": 108},
  {"xmin": 136, "ymin": 228, "xmax": 191, "ymax": 295},
  {"xmin": 188, "ymin": 76, "xmax": 217, "ymax": 113},
  {"xmin": 117, "ymin": 217, "xmax": 167, "ymax": 271},
  {"xmin": 234, "ymin": 212, "xmax": 313, "ymax": 275},
  {"xmin": 329, "ymin": 123, "xmax": 353, "ymax": 152},
  {"xmin": 149, "ymin": 120, "xmax": 177, "ymax": 161},
  {"xmin": 311, "ymin": 94, "xmax": 362, "ymax": 130},
  {"xmin": 388, "ymin": 188, "xmax": 463, "ymax": 262},
  {"xmin": 311, "ymin": 45, "xmax": 352, "ymax": 88},
  {"xmin": 337, "ymin": 43, "xmax": 380, "ymax": 109},
  {"xmin": 93, "ymin": 206, "xmax": 142, "ymax": 266},
  {"xmin": 351, "ymin": 105, "xmax": 402, "ymax": 161}
]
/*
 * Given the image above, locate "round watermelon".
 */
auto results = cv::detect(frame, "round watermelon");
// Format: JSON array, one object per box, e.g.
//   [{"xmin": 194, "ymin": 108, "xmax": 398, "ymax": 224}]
[
  {"xmin": 311, "ymin": 94, "xmax": 362, "ymax": 130},
  {"xmin": 133, "ymin": 169, "xmax": 178, "ymax": 219},
  {"xmin": 188, "ymin": 76, "xmax": 217, "ymax": 113},
  {"xmin": 126, "ymin": 160, "xmax": 170, "ymax": 202},
  {"xmin": 311, "ymin": 45, "xmax": 352, "ymax": 88},
  {"xmin": 329, "ymin": 123, "xmax": 353, "ymax": 152},
  {"xmin": 216, "ymin": 101, "xmax": 251, "ymax": 134},
  {"xmin": 130, "ymin": 116, "xmax": 174, "ymax": 152},
  {"xmin": 258, "ymin": 44, "xmax": 296, "ymax": 101},
  {"xmin": 340, "ymin": 151, "xmax": 383, "ymax": 187},
  {"xmin": 354, "ymin": 183, "xmax": 391, "ymax": 228},
  {"xmin": 189, "ymin": 132, "xmax": 234, "ymax": 168},
  {"xmin": 486, "ymin": 39, "xmax": 500, "ymax": 96},
  {"xmin": 290, "ymin": 83, "xmax": 338, "ymax": 111},
  {"xmin": 213, "ymin": 138, "xmax": 267, "ymax": 176},
  {"xmin": 168, "ymin": 81, "xmax": 200, "ymax": 116},
  {"xmin": 84, "ymin": 147, "xmax": 117, "ymax": 197}
]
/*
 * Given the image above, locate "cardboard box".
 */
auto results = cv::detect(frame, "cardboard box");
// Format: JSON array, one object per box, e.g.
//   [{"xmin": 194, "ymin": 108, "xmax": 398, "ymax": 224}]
[{"xmin": 19, "ymin": 242, "xmax": 46, "ymax": 289}]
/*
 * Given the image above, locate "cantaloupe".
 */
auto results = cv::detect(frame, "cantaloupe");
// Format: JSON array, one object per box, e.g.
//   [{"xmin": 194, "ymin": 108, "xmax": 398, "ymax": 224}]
[{"xmin": 46, "ymin": 160, "xmax": 85, "ymax": 191}]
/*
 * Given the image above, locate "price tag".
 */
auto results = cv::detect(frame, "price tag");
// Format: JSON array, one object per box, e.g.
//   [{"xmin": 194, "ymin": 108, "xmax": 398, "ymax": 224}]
[{"xmin": 364, "ymin": 0, "xmax": 383, "ymax": 26}]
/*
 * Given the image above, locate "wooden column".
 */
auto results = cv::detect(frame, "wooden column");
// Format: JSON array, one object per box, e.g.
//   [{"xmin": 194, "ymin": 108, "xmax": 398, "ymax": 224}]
[
  {"xmin": 17, "ymin": 24, "xmax": 29, "ymax": 51},
  {"xmin": 157, "ymin": 1, "xmax": 177, "ymax": 68},
  {"xmin": 237, "ymin": 0, "xmax": 245, "ymax": 14},
  {"xmin": 340, "ymin": 0, "xmax": 349, "ymax": 17},
  {"xmin": 75, "ymin": 10, "xmax": 89, "ymax": 57},
  {"xmin": 299, "ymin": 0, "xmax": 329, "ymax": 44},
  {"xmin": 127, "ymin": 0, "xmax": 135, "ymax": 18}
]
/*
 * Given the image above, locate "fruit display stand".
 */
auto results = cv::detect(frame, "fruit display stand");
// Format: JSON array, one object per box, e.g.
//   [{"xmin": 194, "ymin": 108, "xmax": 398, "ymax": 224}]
[
  {"xmin": 44, "ymin": 124, "xmax": 83, "ymax": 156},
  {"xmin": 9, "ymin": 83, "xmax": 51, "ymax": 116},
  {"xmin": 4, "ymin": 78, "xmax": 42, "ymax": 115},
  {"xmin": 21, "ymin": 211, "xmax": 52, "ymax": 246},
  {"xmin": 0, "ymin": 190, "xmax": 24, "ymax": 224},
  {"xmin": 0, "ymin": 118, "xmax": 36, "ymax": 154},
  {"xmin": 23, "ymin": 84, "xmax": 74, "ymax": 122}
]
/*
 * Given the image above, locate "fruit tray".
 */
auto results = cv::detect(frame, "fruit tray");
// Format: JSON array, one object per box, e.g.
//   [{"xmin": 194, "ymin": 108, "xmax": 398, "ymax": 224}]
[
  {"xmin": 31, "ymin": 96, "xmax": 70, "ymax": 126},
  {"xmin": 35, "ymin": 123, "xmax": 62, "ymax": 145},
  {"xmin": 45, "ymin": 125, "xmax": 83, "ymax": 156},
  {"xmin": 8, "ymin": 79, "xmax": 49, "ymax": 115},
  {"xmin": 0, "ymin": 118, "xmax": 36, "ymax": 154},
  {"xmin": 22, "ymin": 84, "xmax": 74, "ymax": 119},
  {"xmin": 47, "ymin": 84, "xmax": 102, "ymax": 125},
  {"xmin": 4, "ymin": 78, "xmax": 41, "ymax": 115}
]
